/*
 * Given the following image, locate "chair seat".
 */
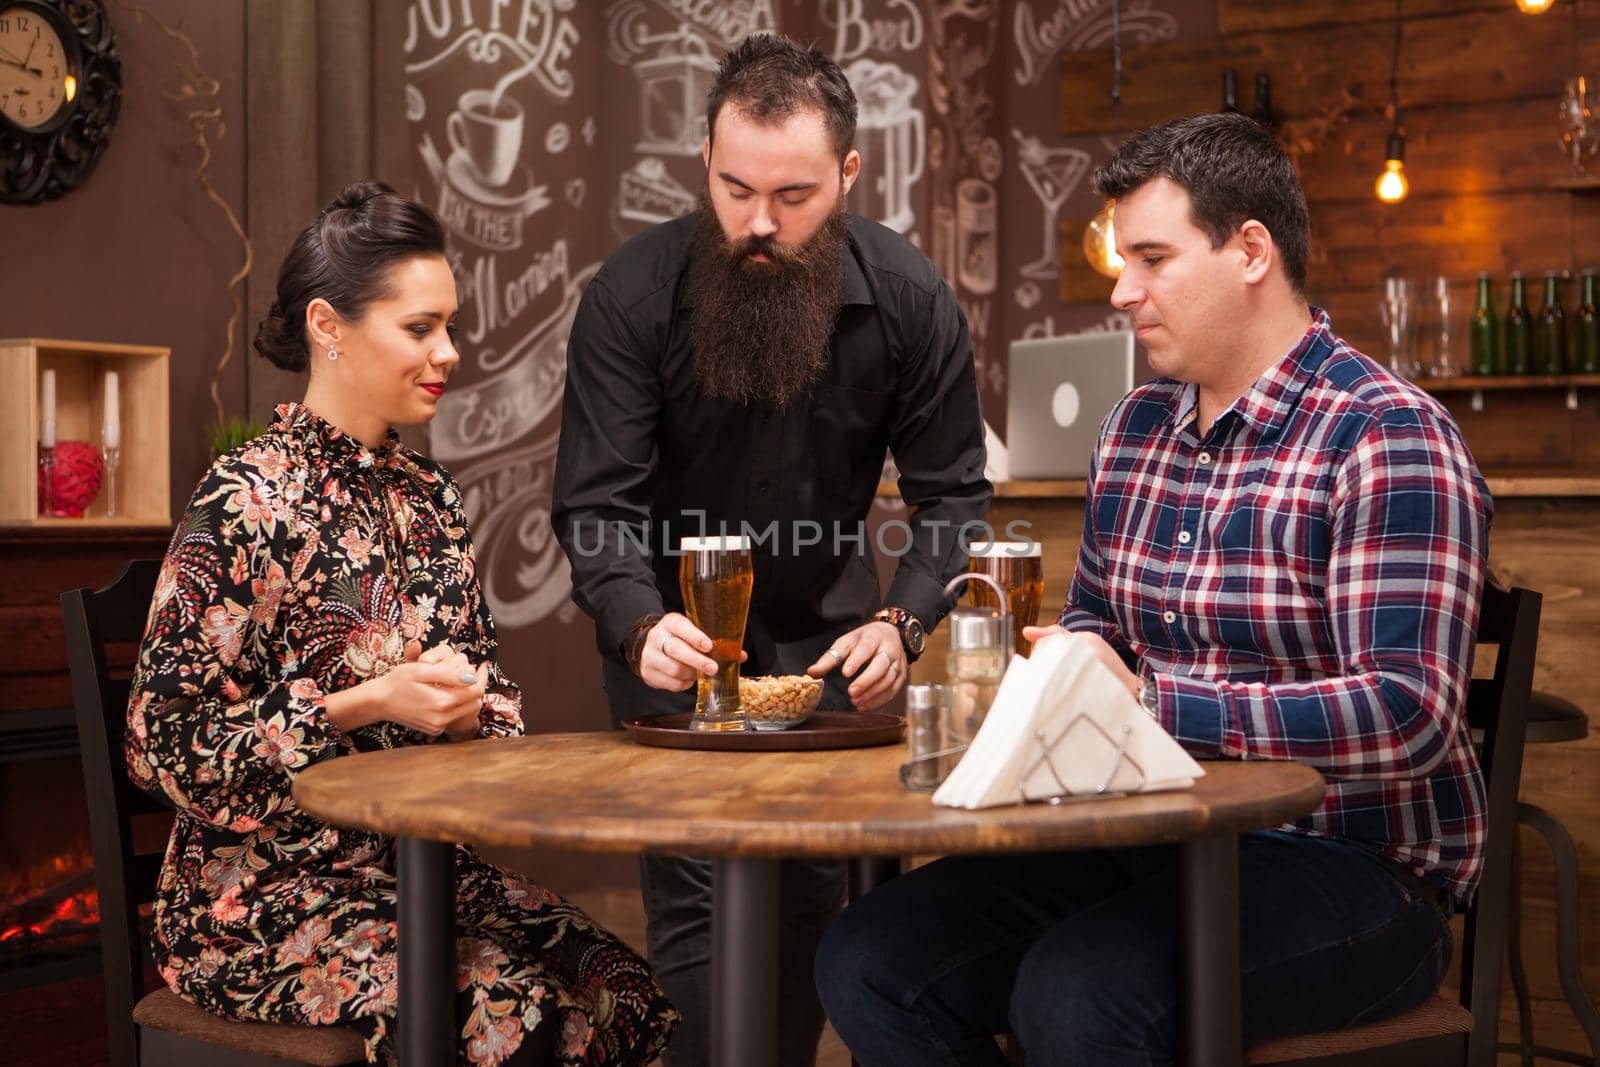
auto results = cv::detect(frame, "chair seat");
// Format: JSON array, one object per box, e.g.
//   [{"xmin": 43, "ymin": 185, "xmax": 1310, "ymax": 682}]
[
  {"xmin": 133, "ymin": 987, "xmax": 368, "ymax": 1065},
  {"xmin": 1525, "ymin": 692, "xmax": 1588, "ymax": 744},
  {"xmin": 1244, "ymin": 995, "xmax": 1472, "ymax": 1063}
]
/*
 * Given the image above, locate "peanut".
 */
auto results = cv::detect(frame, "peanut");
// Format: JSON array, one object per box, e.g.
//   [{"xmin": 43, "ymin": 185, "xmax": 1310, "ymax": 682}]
[{"xmin": 739, "ymin": 675, "xmax": 823, "ymax": 725}]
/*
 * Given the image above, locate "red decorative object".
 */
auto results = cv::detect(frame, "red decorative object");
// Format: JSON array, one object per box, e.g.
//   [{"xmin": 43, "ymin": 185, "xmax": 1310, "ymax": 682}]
[{"xmin": 38, "ymin": 440, "xmax": 104, "ymax": 518}]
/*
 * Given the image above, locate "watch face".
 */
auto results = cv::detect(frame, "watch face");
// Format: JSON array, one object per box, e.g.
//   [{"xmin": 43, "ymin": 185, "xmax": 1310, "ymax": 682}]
[
  {"xmin": 0, "ymin": 4, "xmax": 72, "ymax": 131},
  {"xmin": 904, "ymin": 617, "xmax": 925, "ymax": 653}
]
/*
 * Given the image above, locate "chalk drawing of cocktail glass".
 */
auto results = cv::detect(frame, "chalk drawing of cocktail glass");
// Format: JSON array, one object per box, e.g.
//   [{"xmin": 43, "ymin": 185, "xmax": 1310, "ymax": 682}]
[{"xmin": 1014, "ymin": 131, "xmax": 1092, "ymax": 281}]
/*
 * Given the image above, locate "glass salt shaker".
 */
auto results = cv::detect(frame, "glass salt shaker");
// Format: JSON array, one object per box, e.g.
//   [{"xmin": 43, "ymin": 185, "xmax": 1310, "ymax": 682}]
[{"xmin": 900, "ymin": 683, "xmax": 950, "ymax": 791}]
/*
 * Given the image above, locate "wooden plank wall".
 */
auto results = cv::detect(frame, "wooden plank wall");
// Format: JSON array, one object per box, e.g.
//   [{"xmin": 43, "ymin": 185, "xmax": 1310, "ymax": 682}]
[
  {"xmin": 1060, "ymin": 3, "xmax": 1600, "ymax": 1056},
  {"xmin": 1060, "ymin": 1, "xmax": 1600, "ymax": 447}
]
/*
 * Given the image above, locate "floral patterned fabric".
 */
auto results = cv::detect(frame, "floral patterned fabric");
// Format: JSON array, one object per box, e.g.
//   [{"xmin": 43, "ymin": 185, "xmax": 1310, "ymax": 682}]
[{"xmin": 126, "ymin": 403, "xmax": 677, "ymax": 1065}]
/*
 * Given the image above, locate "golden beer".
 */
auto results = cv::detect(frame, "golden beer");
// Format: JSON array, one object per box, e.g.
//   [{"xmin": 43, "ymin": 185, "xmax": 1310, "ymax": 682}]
[
  {"xmin": 678, "ymin": 536, "xmax": 754, "ymax": 731},
  {"xmin": 966, "ymin": 541, "xmax": 1044, "ymax": 655}
]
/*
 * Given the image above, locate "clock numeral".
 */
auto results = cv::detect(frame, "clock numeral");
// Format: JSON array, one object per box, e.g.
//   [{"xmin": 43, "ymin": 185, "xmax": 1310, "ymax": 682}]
[
  {"xmin": 16, "ymin": 14, "xmax": 27, "ymax": 30},
  {"xmin": 46, "ymin": 43, "xmax": 55, "ymax": 58},
  {"xmin": 16, "ymin": 101, "xmax": 26, "ymax": 119},
  {"xmin": 0, "ymin": 18, "xmax": 10, "ymax": 33}
]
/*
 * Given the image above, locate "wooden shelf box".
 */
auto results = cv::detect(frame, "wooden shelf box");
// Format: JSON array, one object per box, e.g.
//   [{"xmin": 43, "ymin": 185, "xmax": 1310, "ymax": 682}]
[{"xmin": 1, "ymin": 338, "xmax": 171, "ymax": 528}]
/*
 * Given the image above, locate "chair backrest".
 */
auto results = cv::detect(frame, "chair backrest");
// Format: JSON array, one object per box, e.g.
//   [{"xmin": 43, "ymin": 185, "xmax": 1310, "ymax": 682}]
[
  {"xmin": 62, "ymin": 559, "xmax": 168, "ymax": 1067},
  {"xmin": 1456, "ymin": 581, "xmax": 1540, "ymax": 1067}
]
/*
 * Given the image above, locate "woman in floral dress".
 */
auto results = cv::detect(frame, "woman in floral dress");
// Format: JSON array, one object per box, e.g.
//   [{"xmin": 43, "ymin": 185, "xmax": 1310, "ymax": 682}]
[{"xmin": 126, "ymin": 181, "xmax": 677, "ymax": 1066}]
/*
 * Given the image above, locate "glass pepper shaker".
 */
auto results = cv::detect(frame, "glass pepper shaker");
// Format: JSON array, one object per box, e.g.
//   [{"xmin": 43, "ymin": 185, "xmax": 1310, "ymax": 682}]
[{"xmin": 939, "ymin": 573, "xmax": 1012, "ymax": 778}]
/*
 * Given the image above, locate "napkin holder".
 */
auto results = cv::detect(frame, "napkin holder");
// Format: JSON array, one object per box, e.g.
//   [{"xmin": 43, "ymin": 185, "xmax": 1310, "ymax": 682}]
[
  {"xmin": 1019, "ymin": 718, "xmax": 1145, "ymax": 804},
  {"xmin": 931, "ymin": 634, "xmax": 1204, "ymax": 809}
]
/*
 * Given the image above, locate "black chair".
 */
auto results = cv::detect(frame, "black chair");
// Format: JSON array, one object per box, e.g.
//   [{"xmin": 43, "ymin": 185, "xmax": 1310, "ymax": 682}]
[
  {"xmin": 1248, "ymin": 582, "xmax": 1542, "ymax": 1067},
  {"xmin": 63, "ymin": 560, "xmax": 366, "ymax": 1067},
  {"xmin": 1503, "ymin": 693, "xmax": 1600, "ymax": 1065}
]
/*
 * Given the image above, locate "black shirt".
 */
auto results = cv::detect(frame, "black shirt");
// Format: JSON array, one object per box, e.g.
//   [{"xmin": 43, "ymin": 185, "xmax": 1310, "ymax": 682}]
[{"xmin": 551, "ymin": 213, "xmax": 991, "ymax": 714}]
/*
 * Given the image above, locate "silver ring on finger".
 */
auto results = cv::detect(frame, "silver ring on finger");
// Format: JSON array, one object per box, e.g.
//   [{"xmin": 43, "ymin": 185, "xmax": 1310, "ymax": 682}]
[
  {"xmin": 825, "ymin": 647, "xmax": 843, "ymax": 664},
  {"xmin": 875, "ymin": 649, "xmax": 894, "ymax": 664},
  {"xmin": 660, "ymin": 634, "xmax": 672, "ymax": 656},
  {"xmin": 888, "ymin": 660, "xmax": 899, "ymax": 676}
]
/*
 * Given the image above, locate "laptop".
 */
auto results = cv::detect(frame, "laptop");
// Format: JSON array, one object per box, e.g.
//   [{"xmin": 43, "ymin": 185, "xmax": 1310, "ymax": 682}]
[{"xmin": 1004, "ymin": 331, "xmax": 1135, "ymax": 479}]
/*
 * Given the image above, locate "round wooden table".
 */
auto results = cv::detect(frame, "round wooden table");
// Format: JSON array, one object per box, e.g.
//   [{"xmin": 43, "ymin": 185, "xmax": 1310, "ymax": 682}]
[{"xmin": 292, "ymin": 731, "xmax": 1325, "ymax": 1067}]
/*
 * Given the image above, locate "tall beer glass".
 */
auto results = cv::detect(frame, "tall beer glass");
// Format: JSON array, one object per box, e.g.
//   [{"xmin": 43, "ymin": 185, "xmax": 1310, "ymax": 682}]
[
  {"xmin": 966, "ymin": 541, "xmax": 1044, "ymax": 655},
  {"xmin": 678, "ymin": 535, "xmax": 754, "ymax": 731}
]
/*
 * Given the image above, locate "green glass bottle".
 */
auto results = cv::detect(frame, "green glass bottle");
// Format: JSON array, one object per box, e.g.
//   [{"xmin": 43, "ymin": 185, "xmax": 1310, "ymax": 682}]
[
  {"xmin": 1470, "ymin": 273, "xmax": 1499, "ymax": 376},
  {"xmin": 1576, "ymin": 269, "xmax": 1600, "ymax": 375},
  {"xmin": 1504, "ymin": 271, "xmax": 1533, "ymax": 376},
  {"xmin": 1536, "ymin": 271, "xmax": 1568, "ymax": 375}
]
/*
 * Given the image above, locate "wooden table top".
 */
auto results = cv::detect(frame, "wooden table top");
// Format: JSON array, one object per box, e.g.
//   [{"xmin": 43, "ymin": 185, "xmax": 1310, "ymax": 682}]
[{"xmin": 291, "ymin": 732, "xmax": 1325, "ymax": 859}]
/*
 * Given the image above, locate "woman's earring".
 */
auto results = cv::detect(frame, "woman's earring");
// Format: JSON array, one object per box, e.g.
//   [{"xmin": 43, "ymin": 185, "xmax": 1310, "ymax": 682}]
[{"xmin": 327, "ymin": 347, "xmax": 340, "ymax": 361}]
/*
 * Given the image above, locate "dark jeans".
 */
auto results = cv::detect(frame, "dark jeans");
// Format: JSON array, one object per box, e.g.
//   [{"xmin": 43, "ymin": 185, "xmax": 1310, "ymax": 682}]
[
  {"xmin": 815, "ymin": 830, "xmax": 1454, "ymax": 1067},
  {"xmin": 641, "ymin": 853, "xmax": 847, "ymax": 1067}
]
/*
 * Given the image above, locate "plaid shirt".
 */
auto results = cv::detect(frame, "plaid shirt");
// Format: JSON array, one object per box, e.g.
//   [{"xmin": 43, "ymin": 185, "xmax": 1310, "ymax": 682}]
[{"xmin": 1061, "ymin": 310, "xmax": 1491, "ymax": 902}]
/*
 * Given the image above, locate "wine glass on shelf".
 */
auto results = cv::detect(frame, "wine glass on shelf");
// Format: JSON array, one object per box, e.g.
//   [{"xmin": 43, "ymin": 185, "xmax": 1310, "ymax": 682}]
[
  {"xmin": 1422, "ymin": 276, "xmax": 1460, "ymax": 378},
  {"xmin": 1378, "ymin": 276, "xmax": 1420, "ymax": 379},
  {"xmin": 1559, "ymin": 75, "xmax": 1599, "ymax": 178}
]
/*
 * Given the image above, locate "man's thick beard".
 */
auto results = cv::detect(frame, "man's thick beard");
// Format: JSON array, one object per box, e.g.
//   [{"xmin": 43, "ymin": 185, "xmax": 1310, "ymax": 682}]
[{"xmin": 685, "ymin": 195, "xmax": 849, "ymax": 408}]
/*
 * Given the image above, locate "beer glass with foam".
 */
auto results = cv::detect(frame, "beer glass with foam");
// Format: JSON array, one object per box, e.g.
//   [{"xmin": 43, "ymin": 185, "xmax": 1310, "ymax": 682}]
[{"xmin": 678, "ymin": 535, "xmax": 754, "ymax": 731}]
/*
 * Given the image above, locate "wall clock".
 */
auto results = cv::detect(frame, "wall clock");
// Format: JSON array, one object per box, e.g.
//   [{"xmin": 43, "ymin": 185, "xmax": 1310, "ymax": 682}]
[{"xmin": 0, "ymin": 0, "xmax": 120, "ymax": 204}]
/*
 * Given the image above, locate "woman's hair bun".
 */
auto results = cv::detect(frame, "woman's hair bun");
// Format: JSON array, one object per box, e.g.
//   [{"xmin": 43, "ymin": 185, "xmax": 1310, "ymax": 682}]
[
  {"xmin": 252, "ymin": 301, "xmax": 309, "ymax": 371},
  {"xmin": 325, "ymin": 179, "xmax": 397, "ymax": 215}
]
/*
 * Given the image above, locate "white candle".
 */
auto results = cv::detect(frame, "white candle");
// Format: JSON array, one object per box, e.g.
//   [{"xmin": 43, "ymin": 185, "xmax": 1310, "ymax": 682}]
[
  {"xmin": 40, "ymin": 368, "xmax": 56, "ymax": 447},
  {"xmin": 103, "ymin": 370, "xmax": 120, "ymax": 449}
]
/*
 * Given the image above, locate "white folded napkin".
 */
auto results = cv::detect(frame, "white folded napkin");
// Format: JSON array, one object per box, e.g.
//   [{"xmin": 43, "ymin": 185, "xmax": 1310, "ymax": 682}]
[{"xmin": 932, "ymin": 633, "xmax": 1205, "ymax": 809}]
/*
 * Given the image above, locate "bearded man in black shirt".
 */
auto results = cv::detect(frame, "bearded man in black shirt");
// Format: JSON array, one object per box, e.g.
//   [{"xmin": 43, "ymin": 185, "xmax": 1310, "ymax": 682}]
[{"xmin": 552, "ymin": 33, "xmax": 990, "ymax": 1067}]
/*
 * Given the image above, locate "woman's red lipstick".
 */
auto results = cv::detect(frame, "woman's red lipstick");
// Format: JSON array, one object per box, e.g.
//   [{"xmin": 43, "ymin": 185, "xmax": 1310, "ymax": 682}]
[{"xmin": 420, "ymin": 382, "xmax": 445, "ymax": 397}]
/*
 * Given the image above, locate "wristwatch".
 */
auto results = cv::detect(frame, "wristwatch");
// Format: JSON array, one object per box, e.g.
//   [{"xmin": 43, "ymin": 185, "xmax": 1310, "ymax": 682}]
[
  {"xmin": 1137, "ymin": 676, "xmax": 1161, "ymax": 718},
  {"xmin": 872, "ymin": 607, "xmax": 926, "ymax": 663}
]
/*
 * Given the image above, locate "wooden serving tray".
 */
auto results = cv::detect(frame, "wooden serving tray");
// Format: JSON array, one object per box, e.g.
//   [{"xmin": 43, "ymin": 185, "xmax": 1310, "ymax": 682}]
[{"xmin": 623, "ymin": 711, "xmax": 904, "ymax": 751}]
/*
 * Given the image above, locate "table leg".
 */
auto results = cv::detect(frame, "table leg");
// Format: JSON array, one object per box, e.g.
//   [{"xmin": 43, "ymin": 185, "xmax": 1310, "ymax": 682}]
[
  {"xmin": 1182, "ymin": 834, "xmax": 1241, "ymax": 1067},
  {"xmin": 398, "ymin": 837, "xmax": 456, "ymax": 1066},
  {"xmin": 712, "ymin": 856, "xmax": 780, "ymax": 1067},
  {"xmin": 848, "ymin": 856, "xmax": 901, "ymax": 901},
  {"xmin": 848, "ymin": 858, "xmax": 902, "ymax": 1067}
]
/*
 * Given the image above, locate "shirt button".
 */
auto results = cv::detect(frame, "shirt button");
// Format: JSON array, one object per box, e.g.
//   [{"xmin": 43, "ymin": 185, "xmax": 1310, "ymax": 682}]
[
  {"xmin": 1177, "ymin": 530, "xmax": 1192, "ymax": 544},
  {"xmin": 757, "ymin": 480, "xmax": 769, "ymax": 493},
  {"xmin": 1163, "ymin": 610, "xmax": 1177, "ymax": 624},
  {"xmin": 1198, "ymin": 451, "xmax": 1213, "ymax": 464}
]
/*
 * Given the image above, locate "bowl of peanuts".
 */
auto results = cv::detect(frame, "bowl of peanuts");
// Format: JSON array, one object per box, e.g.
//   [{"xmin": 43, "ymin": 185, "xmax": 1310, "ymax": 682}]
[{"xmin": 739, "ymin": 675, "xmax": 824, "ymax": 730}]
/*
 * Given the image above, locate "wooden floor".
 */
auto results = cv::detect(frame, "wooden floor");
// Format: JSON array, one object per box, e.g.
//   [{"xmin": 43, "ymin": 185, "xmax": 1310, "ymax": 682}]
[
  {"xmin": 0, "ymin": 884, "xmax": 852, "ymax": 1067},
  {"xmin": 4, "ymin": 883, "xmax": 1580, "ymax": 1065}
]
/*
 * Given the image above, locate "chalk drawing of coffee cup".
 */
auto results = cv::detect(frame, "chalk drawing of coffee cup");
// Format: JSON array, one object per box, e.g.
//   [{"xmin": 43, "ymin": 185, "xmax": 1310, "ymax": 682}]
[{"xmin": 447, "ymin": 88, "xmax": 525, "ymax": 189}]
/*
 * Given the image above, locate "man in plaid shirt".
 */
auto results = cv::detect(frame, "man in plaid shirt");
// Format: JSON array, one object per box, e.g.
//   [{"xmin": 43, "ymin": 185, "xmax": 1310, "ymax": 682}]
[{"xmin": 817, "ymin": 113, "xmax": 1491, "ymax": 1065}]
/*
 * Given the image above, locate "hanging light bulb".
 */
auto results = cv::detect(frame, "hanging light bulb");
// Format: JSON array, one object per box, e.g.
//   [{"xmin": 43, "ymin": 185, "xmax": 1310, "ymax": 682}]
[
  {"xmin": 1516, "ymin": 0, "xmax": 1555, "ymax": 13},
  {"xmin": 1084, "ymin": 0, "xmax": 1125, "ymax": 278},
  {"xmin": 1375, "ymin": 0, "xmax": 1411, "ymax": 204},
  {"xmin": 1375, "ymin": 131, "xmax": 1409, "ymax": 203},
  {"xmin": 1083, "ymin": 202, "xmax": 1124, "ymax": 278}
]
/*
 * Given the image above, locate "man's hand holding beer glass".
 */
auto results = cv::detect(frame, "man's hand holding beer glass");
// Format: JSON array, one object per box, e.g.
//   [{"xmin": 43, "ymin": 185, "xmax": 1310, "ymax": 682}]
[
  {"xmin": 637, "ymin": 613, "xmax": 746, "ymax": 692},
  {"xmin": 805, "ymin": 620, "xmax": 906, "ymax": 712}
]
